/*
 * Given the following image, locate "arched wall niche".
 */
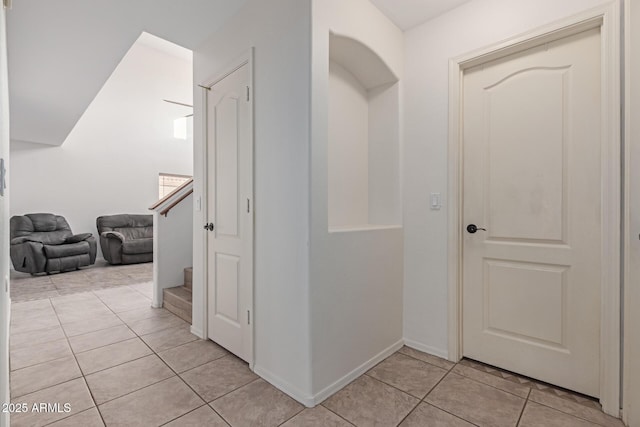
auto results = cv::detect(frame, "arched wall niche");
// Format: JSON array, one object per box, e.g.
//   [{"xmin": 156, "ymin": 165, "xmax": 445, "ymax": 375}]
[{"xmin": 328, "ymin": 32, "xmax": 401, "ymax": 231}]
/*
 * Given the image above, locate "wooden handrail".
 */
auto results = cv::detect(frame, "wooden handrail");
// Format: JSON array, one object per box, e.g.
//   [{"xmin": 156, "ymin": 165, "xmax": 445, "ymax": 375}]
[
  {"xmin": 159, "ymin": 188, "xmax": 193, "ymax": 217},
  {"xmin": 149, "ymin": 177, "xmax": 193, "ymax": 211}
]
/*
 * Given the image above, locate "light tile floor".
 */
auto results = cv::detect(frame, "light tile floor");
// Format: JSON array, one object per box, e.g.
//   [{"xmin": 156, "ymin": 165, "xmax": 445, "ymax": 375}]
[{"xmin": 8, "ymin": 265, "xmax": 625, "ymax": 426}]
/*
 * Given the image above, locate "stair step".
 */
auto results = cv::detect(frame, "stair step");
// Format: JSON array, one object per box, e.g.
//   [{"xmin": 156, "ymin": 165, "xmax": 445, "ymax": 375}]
[
  {"xmin": 184, "ymin": 267, "xmax": 193, "ymax": 290},
  {"xmin": 163, "ymin": 286, "xmax": 192, "ymax": 324}
]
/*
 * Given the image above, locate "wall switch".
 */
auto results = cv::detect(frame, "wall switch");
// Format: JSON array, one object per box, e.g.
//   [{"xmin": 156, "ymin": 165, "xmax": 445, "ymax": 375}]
[{"xmin": 430, "ymin": 193, "xmax": 442, "ymax": 210}]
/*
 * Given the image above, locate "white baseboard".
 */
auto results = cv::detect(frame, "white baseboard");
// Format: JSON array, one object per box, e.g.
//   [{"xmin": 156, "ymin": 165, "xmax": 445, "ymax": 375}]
[
  {"xmin": 190, "ymin": 325, "xmax": 204, "ymax": 339},
  {"xmin": 403, "ymin": 338, "xmax": 450, "ymax": 361},
  {"xmin": 253, "ymin": 365, "xmax": 315, "ymax": 407},
  {"xmin": 311, "ymin": 339, "xmax": 404, "ymax": 406}
]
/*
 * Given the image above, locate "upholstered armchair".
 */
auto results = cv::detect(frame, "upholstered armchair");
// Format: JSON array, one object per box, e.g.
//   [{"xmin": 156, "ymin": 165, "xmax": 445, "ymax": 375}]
[
  {"xmin": 10, "ymin": 213, "xmax": 97, "ymax": 274},
  {"xmin": 96, "ymin": 214, "xmax": 153, "ymax": 265}
]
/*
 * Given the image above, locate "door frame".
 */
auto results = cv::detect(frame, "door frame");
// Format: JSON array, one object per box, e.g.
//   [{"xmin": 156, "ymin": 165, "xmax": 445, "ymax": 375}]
[
  {"xmin": 447, "ymin": 2, "xmax": 621, "ymax": 416},
  {"xmin": 200, "ymin": 48, "xmax": 255, "ymax": 368}
]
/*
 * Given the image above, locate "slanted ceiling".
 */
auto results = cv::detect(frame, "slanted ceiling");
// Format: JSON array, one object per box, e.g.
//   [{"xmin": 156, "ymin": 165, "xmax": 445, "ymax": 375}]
[
  {"xmin": 7, "ymin": 0, "xmax": 247, "ymax": 146},
  {"xmin": 7, "ymin": 0, "xmax": 471, "ymax": 146}
]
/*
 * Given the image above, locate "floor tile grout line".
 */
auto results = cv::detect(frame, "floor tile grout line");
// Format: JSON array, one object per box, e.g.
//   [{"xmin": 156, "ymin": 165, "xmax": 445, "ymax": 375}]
[
  {"xmin": 158, "ymin": 404, "xmax": 227, "ymax": 427},
  {"xmin": 114, "ymin": 317, "xmax": 233, "ymax": 424},
  {"xmin": 48, "ymin": 293, "xmax": 108, "ymax": 427},
  {"xmin": 275, "ymin": 406, "xmax": 306, "ymax": 426},
  {"xmin": 463, "ymin": 358, "xmax": 602, "ymax": 410},
  {"xmin": 515, "ymin": 388, "xmax": 532, "ymax": 427},
  {"xmin": 398, "ymin": 348, "xmax": 457, "ymax": 372},
  {"xmin": 204, "ymin": 378, "xmax": 268, "ymax": 427},
  {"xmin": 9, "ymin": 342, "xmax": 73, "ymax": 372},
  {"xmin": 412, "ymin": 361, "xmax": 484, "ymax": 426},
  {"xmin": 41, "ymin": 406, "xmax": 100, "ymax": 427},
  {"xmin": 167, "ymin": 351, "xmax": 229, "ymax": 376},
  {"xmin": 318, "ymin": 404, "xmax": 359, "ymax": 426},
  {"xmin": 362, "ymin": 372, "xmax": 425, "ymax": 400},
  {"xmin": 444, "ymin": 366, "xmax": 532, "ymax": 400},
  {"xmin": 67, "ymin": 326, "xmax": 137, "ymax": 355},
  {"xmin": 525, "ymin": 399, "xmax": 613, "ymax": 427},
  {"xmin": 393, "ymin": 400, "xmax": 425, "ymax": 426},
  {"xmin": 207, "ymin": 376, "xmax": 263, "ymax": 406}
]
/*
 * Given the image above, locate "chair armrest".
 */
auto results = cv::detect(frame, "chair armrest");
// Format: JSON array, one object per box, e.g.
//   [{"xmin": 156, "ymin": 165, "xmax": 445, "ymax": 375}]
[
  {"xmin": 11, "ymin": 236, "xmax": 41, "ymax": 245},
  {"xmin": 101, "ymin": 231, "xmax": 125, "ymax": 242},
  {"xmin": 64, "ymin": 233, "xmax": 93, "ymax": 244}
]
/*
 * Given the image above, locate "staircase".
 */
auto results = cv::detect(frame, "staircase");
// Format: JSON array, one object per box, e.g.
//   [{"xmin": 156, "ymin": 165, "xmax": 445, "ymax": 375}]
[{"xmin": 163, "ymin": 267, "xmax": 192, "ymax": 324}]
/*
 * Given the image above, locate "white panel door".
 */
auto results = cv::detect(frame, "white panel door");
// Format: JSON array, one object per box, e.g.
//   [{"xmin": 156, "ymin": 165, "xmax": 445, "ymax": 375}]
[
  {"xmin": 206, "ymin": 63, "xmax": 252, "ymax": 362},
  {"xmin": 462, "ymin": 28, "xmax": 602, "ymax": 397}
]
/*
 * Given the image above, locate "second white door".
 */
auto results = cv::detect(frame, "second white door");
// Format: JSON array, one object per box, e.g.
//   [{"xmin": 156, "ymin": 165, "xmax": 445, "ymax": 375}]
[
  {"xmin": 206, "ymin": 62, "xmax": 253, "ymax": 363},
  {"xmin": 462, "ymin": 27, "xmax": 602, "ymax": 397}
]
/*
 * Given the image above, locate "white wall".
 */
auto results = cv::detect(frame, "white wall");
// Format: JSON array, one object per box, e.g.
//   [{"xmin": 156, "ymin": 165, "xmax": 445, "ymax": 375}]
[
  {"xmin": 0, "ymin": 5, "xmax": 10, "ymax": 426},
  {"xmin": 310, "ymin": 0, "xmax": 404, "ymax": 402},
  {"xmin": 192, "ymin": 0, "xmax": 313, "ymax": 402},
  {"xmin": 402, "ymin": 0, "xmax": 612, "ymax": 358},
  {"xmin": 624, "ymin": 0, "xmax": 640, "ymax": 424},
  {"xmin": 328, "ymin": 60, "xmax": 370, "ymax": 227},
  {"xmin": 9, "ymin": 33, "xmax": 193, "ymax": 259},
  {"xmin": 152, "ymin": 192, "xmax": 193, "ymax": 307}
]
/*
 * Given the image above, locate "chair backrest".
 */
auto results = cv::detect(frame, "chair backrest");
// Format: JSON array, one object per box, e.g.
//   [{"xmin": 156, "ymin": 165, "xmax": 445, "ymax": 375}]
[
  {"xmin": 96, "ymin": 214, "xmax": 153, "ymax": 240},
  {"xmin": 10, "ymin": 213, "xmax": 73, "ymax": 245}
]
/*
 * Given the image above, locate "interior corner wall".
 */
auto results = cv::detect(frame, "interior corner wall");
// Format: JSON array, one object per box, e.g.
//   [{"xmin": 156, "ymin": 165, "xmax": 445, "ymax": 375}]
[
  {"xmin": 191, "ymin": 0, "xmax": 312, "ymax": 403},
  {"xmin": 402, "ymin": 0, "xmax": 614, "ymax": 357},
  {"xmin": 0, "ymin": 6, "xmax": 10, "ymax": 427},
  {"xmin": 310, "ymin": 0, "xmax": 404, "ymax": 401},
  {"xmin": 9, "ymin": 40, "xmax": 193, "ymax": 260},
  {"xmin": 624, "ymin": 0, "xmax": 640, "ymax": 424}
]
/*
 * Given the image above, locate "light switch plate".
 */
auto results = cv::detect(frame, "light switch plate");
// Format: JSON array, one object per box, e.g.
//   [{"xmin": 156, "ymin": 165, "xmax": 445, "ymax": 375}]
[{"xmin": 430, "ymin": 193, "xmax": 441, "ymax": 210}]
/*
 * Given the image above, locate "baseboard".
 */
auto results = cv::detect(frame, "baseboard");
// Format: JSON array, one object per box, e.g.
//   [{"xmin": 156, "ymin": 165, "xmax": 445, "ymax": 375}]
[
  {"xmin": 403, "ymin": 338, "xmax": 450, "ymax": 361},
  {"xmin": 253, "ymin": 365, "xmax": 315, "ymax": 407},
  {"xmin": 190, "ymin": 325, "xmax": 204, "ymax": 339},
  {"xmin": 311, "ymin": 339, "xmax": 404, "ymax": 406}
]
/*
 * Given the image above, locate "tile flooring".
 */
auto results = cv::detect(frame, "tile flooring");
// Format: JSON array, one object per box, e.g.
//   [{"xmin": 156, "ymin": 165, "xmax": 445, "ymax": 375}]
[
  {"xmin": 8, "ymin": 265, "xmax": 625, "ymax": 426},
  {"xmin": 10, "ymin": 260, "xmax": 153, "ymax": 303}
]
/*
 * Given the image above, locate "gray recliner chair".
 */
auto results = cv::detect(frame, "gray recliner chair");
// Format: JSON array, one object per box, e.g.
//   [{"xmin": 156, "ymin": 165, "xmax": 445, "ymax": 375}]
[
  {"xmin": 96, "ymin": 214, "xmax": 153, "ymax": 265},
  {"xmin": 10, "ymin": 213, "xmax": 97, "ymax": 274}
]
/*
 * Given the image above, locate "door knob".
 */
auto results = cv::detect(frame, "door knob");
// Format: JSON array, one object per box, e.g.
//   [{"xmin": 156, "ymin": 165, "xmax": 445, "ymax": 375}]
[
  {"xmin": 204, "ymin": 223, "xmax": 214, "ymax": 231},
  {"xmin": 466, "ymin": 224, "xmax": 486, "ymax": 234}
]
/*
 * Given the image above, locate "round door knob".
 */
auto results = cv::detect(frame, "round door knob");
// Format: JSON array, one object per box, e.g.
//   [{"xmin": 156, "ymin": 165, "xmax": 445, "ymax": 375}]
[{"xmin": 466, "ymin": 224, "xmax": 486, "ymax": 234}]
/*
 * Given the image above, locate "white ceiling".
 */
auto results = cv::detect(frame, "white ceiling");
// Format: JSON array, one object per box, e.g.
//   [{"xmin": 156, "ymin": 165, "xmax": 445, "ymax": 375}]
[
  {"xmin": 6, "ymin": 0, "xmax": 247, "ymax": 146},
  {"xmin": 370, "ymin": 0, "xmax": 473, "ymax": 30}
]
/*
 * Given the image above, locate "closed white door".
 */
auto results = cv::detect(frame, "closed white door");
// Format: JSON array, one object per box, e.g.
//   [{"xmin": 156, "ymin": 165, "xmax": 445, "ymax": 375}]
[
  {"xmin": 206, "ymin": 63, "xmax": 253, "ymax": 362},
  {"xmin": 462, "ymin": 28, "xmax": 602, "ymax": 397}
]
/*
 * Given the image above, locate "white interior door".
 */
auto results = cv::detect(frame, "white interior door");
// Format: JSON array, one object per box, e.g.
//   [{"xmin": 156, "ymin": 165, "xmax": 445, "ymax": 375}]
[
  {"xmin": 462, "ymin": 27, "xmax": 602, "ymax": 397},
  {"xmin": 206, "ymin": 62, "xmax": 253, "ymax": 363}
]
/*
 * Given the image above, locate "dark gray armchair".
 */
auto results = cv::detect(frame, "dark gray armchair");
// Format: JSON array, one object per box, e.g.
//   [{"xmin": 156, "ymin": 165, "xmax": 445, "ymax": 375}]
[
  {"xmin": 96, "ymin": 214, "xmax": 153, "ymax": 265},
  {"xmin": 10, "ymin": 213, "xmax": 97, "ymax": 274}
]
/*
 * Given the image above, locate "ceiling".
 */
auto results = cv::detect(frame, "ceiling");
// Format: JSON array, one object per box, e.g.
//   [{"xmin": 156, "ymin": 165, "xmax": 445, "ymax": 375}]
[
  {"xmin": 6, "ymin": 0, "xmax": 470, "ymax": 146},
  {"xmin": 370, "ymin": 0, "xmax": 473, "ymax": 30},
  {"xmin": 6, "ymin": 0, "xmax": 247, "ymax": 146}
]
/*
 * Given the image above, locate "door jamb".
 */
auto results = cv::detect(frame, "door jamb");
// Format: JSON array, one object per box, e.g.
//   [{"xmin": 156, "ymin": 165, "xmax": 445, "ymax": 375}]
[
  {"xmin": 447, "ymin": 2, "xmax": 621, "ymax": 416},
  {"xmin": 200, "ymin": 48, "xmax": 255, "ymax": 369}
]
